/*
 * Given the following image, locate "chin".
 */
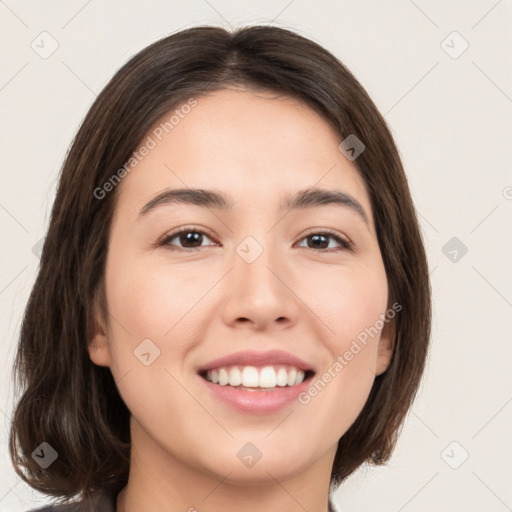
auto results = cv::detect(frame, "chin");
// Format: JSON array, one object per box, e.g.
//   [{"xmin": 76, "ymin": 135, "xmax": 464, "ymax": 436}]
[{"xmin": 197, "ymin": 443, "xmax": 317, "ymax": 485}]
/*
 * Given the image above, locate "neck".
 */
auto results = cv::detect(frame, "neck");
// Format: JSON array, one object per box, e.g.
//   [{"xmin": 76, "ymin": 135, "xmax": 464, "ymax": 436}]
[{"xmin": 117, "ymin": 419, "xmax": 336, "ymax": 512}]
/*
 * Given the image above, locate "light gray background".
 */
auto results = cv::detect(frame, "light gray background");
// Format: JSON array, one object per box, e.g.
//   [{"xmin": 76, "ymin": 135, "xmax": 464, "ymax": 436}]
[{"xmin": 1, "ymin": 1, "xmax": 511, "ymax": 511}]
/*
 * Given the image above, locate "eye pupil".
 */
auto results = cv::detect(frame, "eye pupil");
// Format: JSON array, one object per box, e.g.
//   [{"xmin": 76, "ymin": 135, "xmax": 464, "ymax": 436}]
[
  {"xmin": 181, "ymin": 232, "xmax": 202, "ymax": 247},
  {"xmin": 309, "ymin": 234, "xmax": 328, "ymax": 249}
]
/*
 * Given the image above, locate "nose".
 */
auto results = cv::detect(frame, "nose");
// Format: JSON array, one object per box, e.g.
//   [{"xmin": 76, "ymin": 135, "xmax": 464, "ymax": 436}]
[{"xmin": 221, "ymin": 241, "xmax": 301, "ymax": 331}]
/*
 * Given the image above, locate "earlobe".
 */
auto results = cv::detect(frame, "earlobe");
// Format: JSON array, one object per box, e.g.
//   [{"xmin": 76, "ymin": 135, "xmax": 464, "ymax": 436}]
[
  {"xmin": 88, "ymin": 330, "xmax": 112, "ymax": 367},
  {"xmin": 87, "ymin": 290, "xmax": 112, "ymax": 367},
  {"xmin": 375, "ymin": 317, "xmax": 395, "ymax": 376}
]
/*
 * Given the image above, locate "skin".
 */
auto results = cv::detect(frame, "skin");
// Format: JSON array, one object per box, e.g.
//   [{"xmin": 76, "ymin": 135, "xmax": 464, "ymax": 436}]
[{"xmin": 89, "ymin": 88, "xmax": 395, "ymax": 512}]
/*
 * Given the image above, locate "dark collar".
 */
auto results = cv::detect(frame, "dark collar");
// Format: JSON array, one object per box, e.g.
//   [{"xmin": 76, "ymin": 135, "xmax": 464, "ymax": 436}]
[{"xmin": 36, "ymin": 491, "xmax": 337, "ymax": 511}]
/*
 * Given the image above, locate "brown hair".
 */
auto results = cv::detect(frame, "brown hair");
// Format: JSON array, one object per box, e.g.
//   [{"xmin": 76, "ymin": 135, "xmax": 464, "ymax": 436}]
[{"xmin": 9, "ymin": 24, "xmax": 431, "ymax": 503}]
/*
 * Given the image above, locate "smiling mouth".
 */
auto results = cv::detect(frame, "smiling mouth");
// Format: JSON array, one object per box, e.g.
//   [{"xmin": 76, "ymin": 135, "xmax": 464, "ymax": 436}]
[{"xmin": 198, "ymin": 365, "xmax": 316, "ymax": 391}]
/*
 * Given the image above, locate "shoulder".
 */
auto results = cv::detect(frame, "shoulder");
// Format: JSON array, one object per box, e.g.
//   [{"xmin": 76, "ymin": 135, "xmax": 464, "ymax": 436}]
[
  {"xmin": 26, "ymin": 505, "xmax": 80, "ymax": 512},
  {"xmin": 329, "ymin": 496, "xmax": 342, "ymax": 512},
  {"xmin": 24, "ymin": 492, "xmax": 116, "ymax": 512},
  {"xmin": 26, "ymin": 503, "xmax": 81, "ymax": 512}
]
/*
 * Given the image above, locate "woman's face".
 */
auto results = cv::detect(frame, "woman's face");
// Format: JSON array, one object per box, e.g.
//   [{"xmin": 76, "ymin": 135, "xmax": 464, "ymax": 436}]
[{"xmin": 89, "ymin": 88, "xmax": 394, "ymax": 485}]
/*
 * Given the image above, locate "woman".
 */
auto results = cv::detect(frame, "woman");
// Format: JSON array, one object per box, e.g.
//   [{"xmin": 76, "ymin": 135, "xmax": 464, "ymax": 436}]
[{"xmin": 10, "ymin": 25, "xmax": 431, "ymax": 512}]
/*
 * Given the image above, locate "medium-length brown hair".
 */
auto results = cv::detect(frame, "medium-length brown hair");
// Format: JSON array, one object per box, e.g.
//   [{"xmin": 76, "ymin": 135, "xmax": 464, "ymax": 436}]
[{"xmin": 9, "ymin": 24, "xmax": 431, "ymax": 503}]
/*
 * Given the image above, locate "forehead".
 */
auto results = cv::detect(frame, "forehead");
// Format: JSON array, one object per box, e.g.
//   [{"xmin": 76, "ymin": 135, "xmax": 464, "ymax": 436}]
[{"xmin": 114, "ymin": 88, "xmax": 372, "ymax": 223}]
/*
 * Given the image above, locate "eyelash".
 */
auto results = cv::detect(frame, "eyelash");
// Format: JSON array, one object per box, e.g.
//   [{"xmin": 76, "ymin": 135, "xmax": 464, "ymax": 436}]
[{"xmin": 157, "ymin": 226, "xmax": 353, "ymax": 253}]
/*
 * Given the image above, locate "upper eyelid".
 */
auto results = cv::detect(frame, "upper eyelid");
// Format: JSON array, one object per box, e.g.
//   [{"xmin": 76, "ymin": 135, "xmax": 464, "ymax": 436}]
[
  {"xmin": 299, "ymin": 227, "xmax": 351, "ymax": 244},
  {"xmin": 163, "ymin": 225, "xmax": 218, "ymax": 242}
]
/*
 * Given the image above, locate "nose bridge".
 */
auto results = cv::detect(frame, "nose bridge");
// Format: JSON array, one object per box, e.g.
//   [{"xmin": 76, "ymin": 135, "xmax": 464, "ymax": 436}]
[
  {"xmin": 235, "ymin": 233, "xmax": 283, "ymax": 300},
  {"xmin": 222, "ymin": 233, "xmax": 299, "ymax": 328}
]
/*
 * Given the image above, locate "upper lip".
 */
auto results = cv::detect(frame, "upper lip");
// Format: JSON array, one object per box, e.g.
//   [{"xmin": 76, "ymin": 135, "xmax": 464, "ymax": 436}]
[{"xmin": 197, "ymin": 349, "xmax": 315, "ymax": 373}]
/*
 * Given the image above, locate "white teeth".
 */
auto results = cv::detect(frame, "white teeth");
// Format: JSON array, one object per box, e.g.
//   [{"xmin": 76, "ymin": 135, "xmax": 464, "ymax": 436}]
[
  {"xmin": 218, "ymin": 368, "xmax": 229, "ymax": 386},
  {"xmin": 242, "ymin": 366, "xmax": 259, "ymax": 387},
  {"xmin": 259, "ymin": 366, "xmax": 277, "ymax": 388},
  {"xmin": 229, "ymin": 367, "xmax": 242, "ymax": 387},
  {"xmin": 287, "ymin": 368, "xmax": 297, "ymax": 386},
  {"xmin": 204, "ymin": 364, "xmax": 310, "ymax": 389},
  {"xmin": 276, "ymin": 368, "xmax": 288, "ymax": 387}
]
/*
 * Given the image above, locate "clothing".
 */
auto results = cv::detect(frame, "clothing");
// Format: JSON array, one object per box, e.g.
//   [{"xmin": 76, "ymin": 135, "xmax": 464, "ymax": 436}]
[
  {"xmin": 27, "ymin": 492, "xmax": 115, "ymax": 512},
  {"xmin": 28, "ymin": 491, "xmax": 339, "ymax": 511},
  {"xmin": 329, "ymin": 496, "xmax": 340, "ymax": 512}
]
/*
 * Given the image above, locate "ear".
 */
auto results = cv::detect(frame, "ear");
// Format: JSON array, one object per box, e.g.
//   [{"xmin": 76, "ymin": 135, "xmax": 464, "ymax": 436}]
[
  {"xmin": 87, "ymin": 288, "xmax": 112, "ymax": 367},
  {"xmin": 375, "ymin": 315, "xmax": 395, "ymax": 376}
]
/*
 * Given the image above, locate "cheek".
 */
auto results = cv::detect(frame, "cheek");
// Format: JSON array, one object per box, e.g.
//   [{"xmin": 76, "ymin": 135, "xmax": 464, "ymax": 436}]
[
  {"xmin": 296, "ymin": 268, "xmax": 388, "ymax": 439},
  {"xmin": 301, "ymin": 262, "xmax": 388, "ymax": 406},
  {"xmin": 102, "ymin": 259, "xmax": 205, "ymax": 417},
  {"xmin": 307, "ymin": 262, "xmax": 389, "ymax": 347},
  {"xmin": 105, "ymin": 249, "xmax": 388, "ymax": 366},
  {"xmin": 102, "ymin": 255, "xmax": 223, "ymax": 394},
  {"xmin": 106, "ymin": 258, "xmax": 204, "ymax": 340}
]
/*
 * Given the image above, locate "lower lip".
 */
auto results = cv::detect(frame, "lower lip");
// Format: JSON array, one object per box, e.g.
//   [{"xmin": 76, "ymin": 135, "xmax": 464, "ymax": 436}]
[{"xmin": 199, "ymin": 374, "xmax": 313, "ymax": 414}]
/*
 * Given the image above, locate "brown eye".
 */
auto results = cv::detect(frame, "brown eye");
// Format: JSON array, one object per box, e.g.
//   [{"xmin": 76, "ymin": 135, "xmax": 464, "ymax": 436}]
[
  {"xmin": 157, "ymin": 227, "xmax": 352, "ymax": 253},
  {"xmin": 297, "ymin": 231, "xmax": 352, "ymax": 252},
  {"xmin": 159, "ymin": 228, "xmax": 218, "ymax": 251}
]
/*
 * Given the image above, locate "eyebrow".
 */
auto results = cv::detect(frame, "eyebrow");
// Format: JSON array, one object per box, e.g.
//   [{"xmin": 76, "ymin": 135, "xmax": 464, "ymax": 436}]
[{"xmin": 138, "ymin": 187, "xmax": 370, "ymax": 226}]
